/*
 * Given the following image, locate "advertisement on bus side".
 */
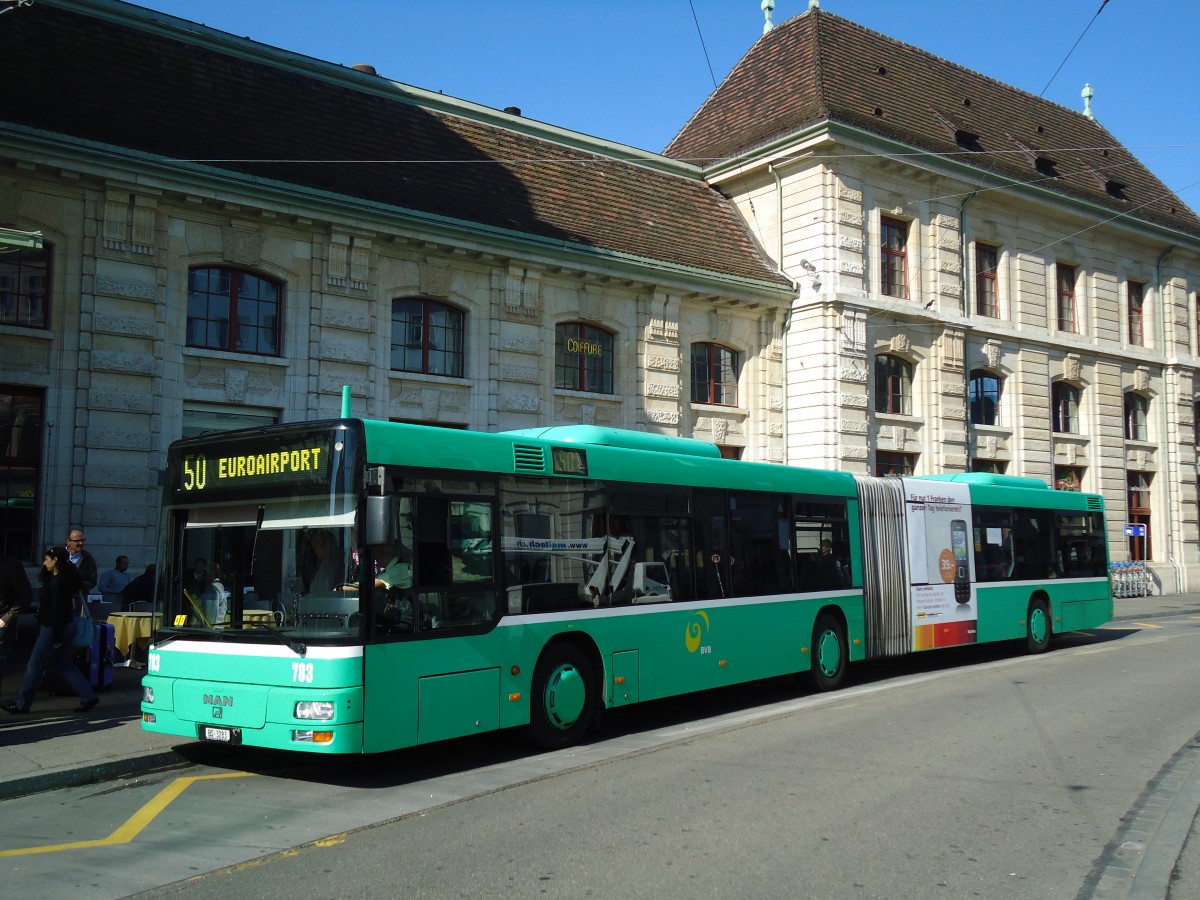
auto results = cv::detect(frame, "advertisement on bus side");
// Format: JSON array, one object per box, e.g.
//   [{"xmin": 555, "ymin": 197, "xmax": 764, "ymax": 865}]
[{"xmin": 903, "ymin": 480, "xmax": 977, "ymax": 651}]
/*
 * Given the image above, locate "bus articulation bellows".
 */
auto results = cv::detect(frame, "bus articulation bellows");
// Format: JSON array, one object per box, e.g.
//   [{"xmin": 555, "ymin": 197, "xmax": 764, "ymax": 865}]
[{"xmin": 140, "ymin": 419, "xmax": 1112, "ymax": 752}]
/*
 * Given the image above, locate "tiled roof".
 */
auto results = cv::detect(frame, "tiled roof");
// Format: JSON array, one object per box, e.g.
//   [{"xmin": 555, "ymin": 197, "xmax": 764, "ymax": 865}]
[
  {"xmin": 666, "ymin": 9, "xmax": 1200, "ymax": 238},
  {"xmin": 0, "ymin": 1, "xmax": 790, "ymax": 290}
]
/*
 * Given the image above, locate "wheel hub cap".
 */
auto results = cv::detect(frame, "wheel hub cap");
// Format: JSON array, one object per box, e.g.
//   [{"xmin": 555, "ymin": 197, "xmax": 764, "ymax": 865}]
[
  {"xmin": 544, "ymin": 664, "xmax": 585, "ymax": 730},
  {"xmin": 817, "ymin": 630, "xmax": 841, "ymax": 676}
]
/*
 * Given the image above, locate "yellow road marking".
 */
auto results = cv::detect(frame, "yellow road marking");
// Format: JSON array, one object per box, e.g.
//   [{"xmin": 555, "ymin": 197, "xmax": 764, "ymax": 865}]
[
  {"xmin": 0, "ymin": 771, "xmax": 252, "ymax": 857},
  {"xmin": 1132, "ymin": 621, "xmax": 1163, "ymax": 629}
]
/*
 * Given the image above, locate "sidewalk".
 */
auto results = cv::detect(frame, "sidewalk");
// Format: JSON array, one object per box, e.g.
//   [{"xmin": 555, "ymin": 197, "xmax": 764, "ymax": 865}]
[
  {"xmin": 3, "ymin": 592, "xmax": 1198, "ymax": 802},
  {"xmin": 0, "ymin": 658, "xmax": 189, "ymax": 802}
]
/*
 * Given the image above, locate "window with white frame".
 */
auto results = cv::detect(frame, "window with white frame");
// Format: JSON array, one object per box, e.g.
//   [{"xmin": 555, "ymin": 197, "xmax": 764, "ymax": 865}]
[
  {"xmin": 1127, "ymin": 281, "xmax": 1145, "ymax": 347},
  {"xmin": 880, "ymin": 218, "xmax": 909, "ymax": 300},
  {"xmin": 1124, "ymin": 392, "xmax": 1149, "ymax": 442},
  {"xmin": 690, "ymin": 342, "xmax": 739, "ymax": 406},
  {"xmin": 1051, "ymin": 382, "xmax": 1080, "ymax": 434},
  {"xmin": 969, "ymin": 370, "xmax": 1002, "ymax": 426},
  {"xmin": 975, "ymin": 244, "xmax": 999, "ymax": 318},
  {"xmin": 1056, "ymin": 263, "xmax": 1078, "ymax": 333},
  {"xmin": 875, "ymin": 355, "xmax": 912, "ymax": 415}
]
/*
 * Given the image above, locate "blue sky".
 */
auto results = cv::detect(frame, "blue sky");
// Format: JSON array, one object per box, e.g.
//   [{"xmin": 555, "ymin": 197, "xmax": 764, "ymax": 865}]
[{"xmin": 130, "ymin": 0, "xmax": 1199, "ymax": 210}]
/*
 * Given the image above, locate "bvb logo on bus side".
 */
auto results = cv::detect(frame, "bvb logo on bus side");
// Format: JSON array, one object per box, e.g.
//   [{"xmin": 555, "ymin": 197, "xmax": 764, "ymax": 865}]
[{"xmin": 685, "ymin": 610, "xmax": 711, "ymax": 654}]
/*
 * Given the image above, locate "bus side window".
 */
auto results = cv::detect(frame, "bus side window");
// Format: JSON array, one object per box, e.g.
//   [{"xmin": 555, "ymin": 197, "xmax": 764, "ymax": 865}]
[
  {"xmin": 415, "ymin": 496, "xmax": 452, "ymax": 585},
  {"xmin": 793, "ymin": 522, "xmax": 825, "ymax": 592}
]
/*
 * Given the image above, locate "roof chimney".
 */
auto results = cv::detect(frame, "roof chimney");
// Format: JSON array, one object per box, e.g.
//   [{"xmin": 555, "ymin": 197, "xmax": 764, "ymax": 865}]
[
  {"xmin": 762, "ymin": 0, "xmax": 775, "ymax": 33},
  {"xmin": 351, "ymin": 64, "xmax": 378, "ymax": 76},
  {"xmin": 1081, "ymin": 83, "xmax": 1094, "ymax": 119},
  {"xmin": 503, "ymin": 106, "xmax": 522, "ymax": 116}
]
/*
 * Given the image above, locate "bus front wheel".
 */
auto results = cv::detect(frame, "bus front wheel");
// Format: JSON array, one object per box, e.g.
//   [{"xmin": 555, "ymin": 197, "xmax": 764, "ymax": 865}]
[
  {"xmin": 810, "ymin": 613, "xmax": 847, "ymax": 692},
  {"xmin": 1025, "ymin": 598, "xmax": 1052, "ymax": 654},
  {"xmin": 527, "ymin": 643, "xmax": 596, "ymax": 749}
]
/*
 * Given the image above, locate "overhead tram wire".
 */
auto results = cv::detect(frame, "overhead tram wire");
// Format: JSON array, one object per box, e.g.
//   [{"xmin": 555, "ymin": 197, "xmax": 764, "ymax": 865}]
[
  {"xmin": 1039, "ymin": 0, "xmax": 1111, "ymax": 97},
  {"xmin": 687, "ymin": 0, "xmax": 720, "ymax": 93}
]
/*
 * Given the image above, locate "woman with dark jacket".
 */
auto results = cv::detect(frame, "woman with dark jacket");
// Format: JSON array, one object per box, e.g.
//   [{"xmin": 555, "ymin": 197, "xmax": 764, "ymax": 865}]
[{"xmin": 2, "ymin": 546, "xmax": 99, "ymax": 714}]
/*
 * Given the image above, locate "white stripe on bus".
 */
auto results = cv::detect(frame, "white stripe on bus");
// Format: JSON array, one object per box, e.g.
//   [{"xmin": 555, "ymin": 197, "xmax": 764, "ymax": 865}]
[
  {"xmin": 150, "ymin": 640, "xmax": 364, "ymax": 659},
  {"xmin": 496, "ymin": 589, "xmax": 862, "ymax": 627}
]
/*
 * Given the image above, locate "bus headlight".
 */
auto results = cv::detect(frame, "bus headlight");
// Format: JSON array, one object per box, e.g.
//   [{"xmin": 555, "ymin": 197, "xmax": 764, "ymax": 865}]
[
  {"xmin": 294, "ymin": 700, "xmax": 335, "ymax": 721},
  {"xmin": 142, "ymin": 686, "xmax": 155, "ymax": 704}
]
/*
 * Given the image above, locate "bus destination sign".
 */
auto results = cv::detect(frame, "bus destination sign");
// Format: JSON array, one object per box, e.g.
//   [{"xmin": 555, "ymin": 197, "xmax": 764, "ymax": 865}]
[{"xmin": 173, "ymin": 438, "xmax": 333, "ymax": 497}]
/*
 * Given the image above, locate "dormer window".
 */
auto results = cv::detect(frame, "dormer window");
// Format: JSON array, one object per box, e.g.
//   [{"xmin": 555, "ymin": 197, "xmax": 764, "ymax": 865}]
[
  {"xmin": 955, "ymin": 129, "xmax": 982, "ymax": 152},
  {"xmin": 1035, "ymin": 156, "xmax": 1060, "ymax": 178},
  {"xmin": 1106, "ymin": 179, "xmax": 1128, "ymax": 201}
]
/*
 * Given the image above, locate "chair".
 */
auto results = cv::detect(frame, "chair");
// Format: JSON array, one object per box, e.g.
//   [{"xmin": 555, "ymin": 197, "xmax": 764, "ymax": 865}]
[
  {"xmin": 88, "ymin": 600, "xmax": 115, "ymax": 620},
  {"xmin": 127, "ymin": 601, "xmax": 153, "ymax": 613}
]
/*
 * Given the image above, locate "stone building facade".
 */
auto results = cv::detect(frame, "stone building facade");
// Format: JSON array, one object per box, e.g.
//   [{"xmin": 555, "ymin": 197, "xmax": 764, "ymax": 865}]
[
  {"xmin": 4, "ymin": 1, "xmax": 1200, "ymax": 594},
  {"xmin": 0, "ymin": 0, "xmax": 792, "ymax": 571},
  {"xmin": 667, "ymin": 8, "xmax": 1200, "ymax": 591}
]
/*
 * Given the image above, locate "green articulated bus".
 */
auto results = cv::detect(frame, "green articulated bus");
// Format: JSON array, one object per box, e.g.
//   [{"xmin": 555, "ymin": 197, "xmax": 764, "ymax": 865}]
[{"xmin": 140, "ymin": 418, "xmax": 1112, "ymax": 753}]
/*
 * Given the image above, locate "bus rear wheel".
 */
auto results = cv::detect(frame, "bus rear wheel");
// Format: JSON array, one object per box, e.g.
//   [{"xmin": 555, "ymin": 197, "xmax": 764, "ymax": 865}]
[
  {"xmin": 527, "ymin": 643, "xmax": 596, "ymax": 749},
  {"xmin": 1025, "ymin": 598, "xmax": 1052, "ymax": 654},
  {"xmin": 810, "ymin": 613, "xmax": 847, "ymax": 692}
]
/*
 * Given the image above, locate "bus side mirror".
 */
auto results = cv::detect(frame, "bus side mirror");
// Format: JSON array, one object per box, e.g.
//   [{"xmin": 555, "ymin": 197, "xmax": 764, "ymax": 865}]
[{"xmin": 365, "ymin": 495, "xmax": 396, "ymax": 547}]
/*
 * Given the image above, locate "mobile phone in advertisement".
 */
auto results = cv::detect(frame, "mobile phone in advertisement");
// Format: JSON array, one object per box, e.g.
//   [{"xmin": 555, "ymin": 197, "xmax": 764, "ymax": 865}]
[{"xmin": 951, "ymin": 519, "xmax": 970, "ymax": 604}]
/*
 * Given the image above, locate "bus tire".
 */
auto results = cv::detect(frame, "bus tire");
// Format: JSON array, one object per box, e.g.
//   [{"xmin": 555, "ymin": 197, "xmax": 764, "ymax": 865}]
[
  {"xmin": 1025, "ymin": 598, "xmax": 1052, "ymax": 654},
  {"xmin": 526, "ymin": 643, "xmax": 596, "ymax": 749},
  {"xmin": 810, "ymin": 613, "xmax": 847, "ymax": 692}
]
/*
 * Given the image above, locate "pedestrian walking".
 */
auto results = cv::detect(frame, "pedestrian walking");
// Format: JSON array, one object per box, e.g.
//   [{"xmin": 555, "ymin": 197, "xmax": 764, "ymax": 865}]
[
  {"xmin": 2, "ymin": 546, "xmax": 99, "ymax": 715},
  {"xmin": 0, "ymin": 554, "xmax": 33, "ymax": 692}
]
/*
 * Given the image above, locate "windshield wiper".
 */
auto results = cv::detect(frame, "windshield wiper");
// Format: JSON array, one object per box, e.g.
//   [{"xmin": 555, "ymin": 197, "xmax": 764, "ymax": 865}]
[
  {"xmin": 155, "ymin": 624, "xmax": 305, "ymax": 656},
  {"xmin": 256, "ymin": 625, "xmax": 307, "ymax": 656}
]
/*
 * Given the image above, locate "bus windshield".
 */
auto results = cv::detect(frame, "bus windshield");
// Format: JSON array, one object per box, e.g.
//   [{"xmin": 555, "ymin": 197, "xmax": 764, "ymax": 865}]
[{"xmin": 166, "ymin": 493, "xmax": 362, "ymax": 643}]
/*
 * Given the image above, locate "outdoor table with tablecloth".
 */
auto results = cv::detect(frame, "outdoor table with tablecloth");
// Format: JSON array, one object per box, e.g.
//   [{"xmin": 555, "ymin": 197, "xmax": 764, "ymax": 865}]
[{"xmin": 107, "ymin": 611, "xmax": 160, "ymax": 663}]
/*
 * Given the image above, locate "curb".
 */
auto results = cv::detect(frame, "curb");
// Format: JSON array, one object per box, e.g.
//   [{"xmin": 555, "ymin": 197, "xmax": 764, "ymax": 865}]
[
  {"xmin": 0, "ymin": 749, "xmax": 192, "ymax": 802},
  {"xmin": 1112, "ymin": 606, "xmax": 1200, "ymax": 622}
]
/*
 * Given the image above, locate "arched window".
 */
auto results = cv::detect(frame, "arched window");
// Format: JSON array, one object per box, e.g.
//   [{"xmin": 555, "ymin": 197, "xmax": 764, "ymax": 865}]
[
  {"xmin": 690, "ymin": 343, "xmax": 739, "ymax": 406},
  {"xmin": 555, "ymin": 323, "xmax": 614, "ymax": 394},
  {"xmin": 1051, "ymin": 382, "xmax": 1080, "ymax": 434},
  {"xmin": 391, "ymin": 298, "xmax": 465, "ymax": 376},
  {"xmin": 875, "ymin": 355, "xmax": 912, "ymax": 415},
  {"xmin": 969, "ymin": 370, "xmax": 1001, "ymax": 426},
  {"xmin": 1124, "ymin": 392, "xmax": 1149, "ymax": 441},
  {"xmin": 187, "ymin": 267, "xmax": 282, "ymax": 356}
]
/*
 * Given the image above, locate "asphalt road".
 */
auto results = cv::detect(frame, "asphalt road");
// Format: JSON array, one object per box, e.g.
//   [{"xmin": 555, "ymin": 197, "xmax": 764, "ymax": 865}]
[{"xmin": 2, "ymin": 614, "xmax": 1198, "ymax": 899}]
